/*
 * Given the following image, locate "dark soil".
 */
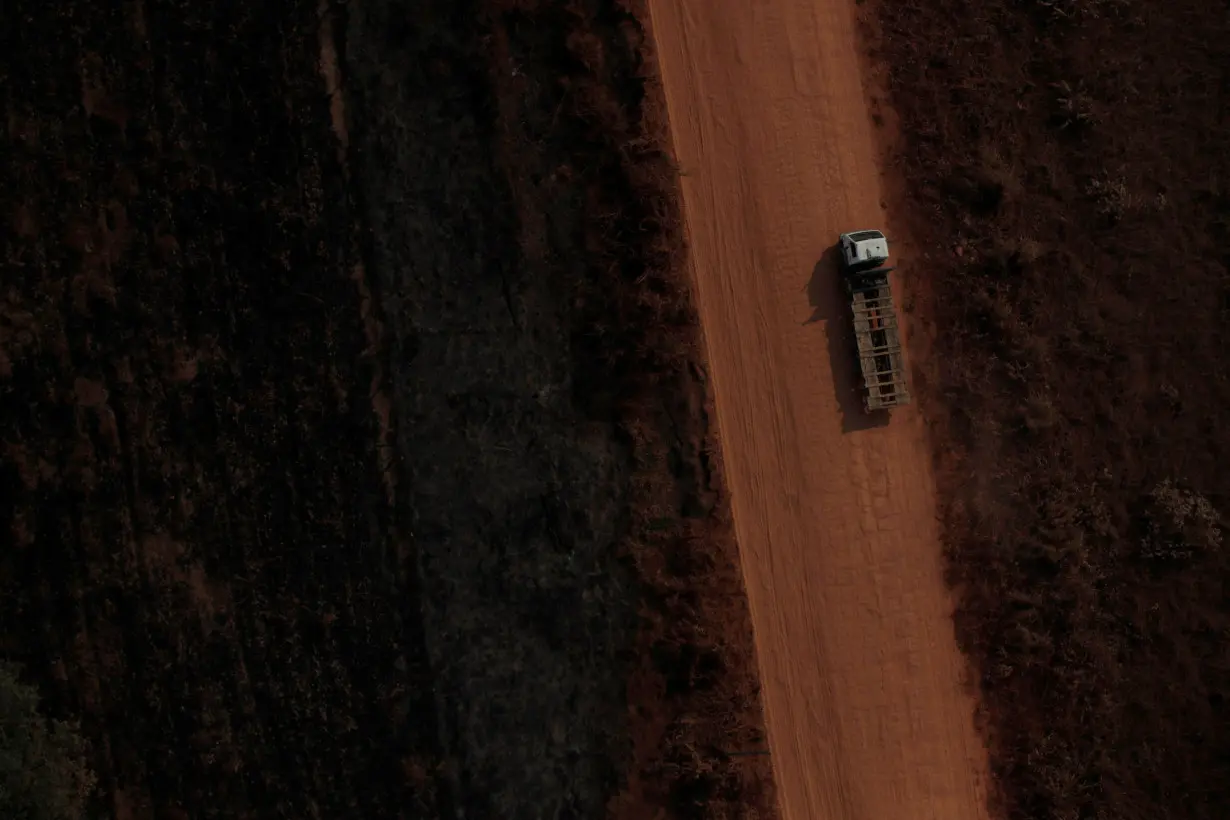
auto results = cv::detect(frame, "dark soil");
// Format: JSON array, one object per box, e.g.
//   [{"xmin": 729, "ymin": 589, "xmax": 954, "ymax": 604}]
[
  {"xmin": 0, "ymin": 0, "xmax": 772, "ymax": 818},
  {"xmin": 864, "ymin": 0, "xmax": 1230, "ymax": 818}
]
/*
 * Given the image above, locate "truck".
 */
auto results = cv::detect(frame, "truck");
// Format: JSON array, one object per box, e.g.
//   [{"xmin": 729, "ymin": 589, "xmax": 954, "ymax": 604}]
[{"xmin": 837, "ymin": 229, "xmax": 911, "ymax": 412}]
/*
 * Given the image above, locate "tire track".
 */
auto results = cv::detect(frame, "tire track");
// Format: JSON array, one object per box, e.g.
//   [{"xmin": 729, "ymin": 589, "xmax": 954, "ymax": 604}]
[{"xmin": 645, "ymin": 1, "xmax": 993, "ymax": 818}]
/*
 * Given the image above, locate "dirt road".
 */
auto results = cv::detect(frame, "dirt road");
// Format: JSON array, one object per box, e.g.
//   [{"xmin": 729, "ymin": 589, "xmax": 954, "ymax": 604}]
[{"xmin": 645, "ymin": 2, "xmax": 992, "ymax": 819}]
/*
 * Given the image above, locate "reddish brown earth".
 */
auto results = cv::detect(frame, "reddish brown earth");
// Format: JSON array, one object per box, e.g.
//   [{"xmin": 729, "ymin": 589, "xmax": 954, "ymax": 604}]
[
  {"xmin": 646, "ymin": 0, "xmax": 1230, "ymax": 817},
  {"xmin": 645, "ymin": 1, "xmax": 991, "ymax": 819}
]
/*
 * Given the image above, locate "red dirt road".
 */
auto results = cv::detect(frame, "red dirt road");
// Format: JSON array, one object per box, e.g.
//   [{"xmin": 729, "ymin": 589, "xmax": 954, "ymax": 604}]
[{"xmin": 646, "ymin": 2, "xmax": 992, "ymax": 819}]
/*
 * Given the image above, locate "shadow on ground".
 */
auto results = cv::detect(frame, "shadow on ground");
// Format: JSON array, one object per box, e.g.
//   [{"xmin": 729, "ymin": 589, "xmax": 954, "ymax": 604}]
[{"xmin": 804, "ymin": 244, "xmax": 890, "ymax": 434}]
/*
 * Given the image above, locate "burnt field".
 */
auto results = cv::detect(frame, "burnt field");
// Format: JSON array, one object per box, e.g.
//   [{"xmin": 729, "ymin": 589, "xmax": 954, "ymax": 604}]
[
  {"xmin": 0, "ymin": 0, "xmax": 772, "ymax": 818},
  {"xmin": 865, "ymin": 0, "xmax": 1230, "ymax": 818}
]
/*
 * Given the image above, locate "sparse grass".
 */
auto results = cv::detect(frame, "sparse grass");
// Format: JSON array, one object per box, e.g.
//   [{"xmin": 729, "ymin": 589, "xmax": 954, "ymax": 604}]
[
  {"xmin": 482, "ymin": 2, "xmax": 775, "ymax": 814},
  {"xmin": 871, "ymin": 0, "xmax": 1230, "ymax": 816}
]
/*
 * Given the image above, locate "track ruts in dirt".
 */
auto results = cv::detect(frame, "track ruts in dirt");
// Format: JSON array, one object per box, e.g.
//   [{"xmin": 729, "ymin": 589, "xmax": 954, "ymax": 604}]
[{"xmin": 644, "ymin": 1, "xmax": 991, "ymax": 819}]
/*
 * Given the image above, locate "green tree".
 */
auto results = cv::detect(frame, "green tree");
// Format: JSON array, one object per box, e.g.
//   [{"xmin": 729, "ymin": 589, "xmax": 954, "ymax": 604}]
[{"xmin": 0, "ymin": 661, "xmax": 96, "ymax": 820}]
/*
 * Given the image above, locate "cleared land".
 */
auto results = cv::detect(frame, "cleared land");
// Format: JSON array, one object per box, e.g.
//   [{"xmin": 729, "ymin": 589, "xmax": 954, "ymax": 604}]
[
  {"xmin": 0, "ymin": 0, "xmax": 774, "ymax": 817},
  {"xmin": 647, "ymin": 1, "xmax": 990, "ymax": 819}
]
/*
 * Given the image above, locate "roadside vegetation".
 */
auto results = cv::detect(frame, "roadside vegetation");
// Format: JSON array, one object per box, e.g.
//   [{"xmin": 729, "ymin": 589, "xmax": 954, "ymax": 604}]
[
  {"xmin": 868, "ymin": 0, "xmax": 1230, "ymax": 816},
  {"xmin": 0, "ymin": 662, "xmax": 95, "ymax": 820}
]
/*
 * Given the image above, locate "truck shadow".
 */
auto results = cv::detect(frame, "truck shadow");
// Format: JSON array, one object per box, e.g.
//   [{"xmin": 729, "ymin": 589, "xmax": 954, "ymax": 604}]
[{"xmin": 804, "ymin": 245, "xmax": 891, "ymax": 434}]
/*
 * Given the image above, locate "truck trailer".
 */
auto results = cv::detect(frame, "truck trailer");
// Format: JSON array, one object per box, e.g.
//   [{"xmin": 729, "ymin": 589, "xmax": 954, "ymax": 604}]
[{"xmin": 837, "ymin": 229, "xmax": 911, "ymax": 412}]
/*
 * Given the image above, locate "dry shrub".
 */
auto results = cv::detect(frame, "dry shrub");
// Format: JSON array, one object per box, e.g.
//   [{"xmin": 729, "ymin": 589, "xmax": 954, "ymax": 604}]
[
  {"xmin": 1035, "ymin": 0, "xmax": 1131, "ymax": 21},
  {"xmin": 874, "ymin": 0, "xmax": 1230, "ymax": 815},
  {"xmin": 1051, "ymin": 80, "xmax": 1098, "ymax": 130},
  {"xmin": 1084, "ymin": 173, "xmax": 1135, "ymax": 221},
  {"xmin": 1141, "ymin": 480, "xmax": 1223, "ymax": 561},
  {"xmin": 0, "ymin": 662, "xmax": 96, "ymax": 820},
  {"xmin": 482, "ymin": 1, "xmax": 773, "ymax": 816}
]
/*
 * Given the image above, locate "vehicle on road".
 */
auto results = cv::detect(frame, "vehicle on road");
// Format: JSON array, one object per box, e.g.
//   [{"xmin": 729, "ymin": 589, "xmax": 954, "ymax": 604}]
[{"xmin": 838, "ymin": 229, "xmax": 910, "ymax": 412}]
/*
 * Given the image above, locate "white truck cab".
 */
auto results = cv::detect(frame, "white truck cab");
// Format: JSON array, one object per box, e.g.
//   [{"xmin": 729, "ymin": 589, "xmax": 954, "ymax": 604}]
[{"xmin": 839, "ymin": 230, "xmax": 890, "ymax": 269}]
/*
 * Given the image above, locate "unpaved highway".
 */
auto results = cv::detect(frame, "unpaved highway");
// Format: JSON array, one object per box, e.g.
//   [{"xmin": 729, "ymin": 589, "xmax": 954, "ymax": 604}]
[{"xmin": 645, "ymin": 2, "xmax": 993, "ymax": 819}]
